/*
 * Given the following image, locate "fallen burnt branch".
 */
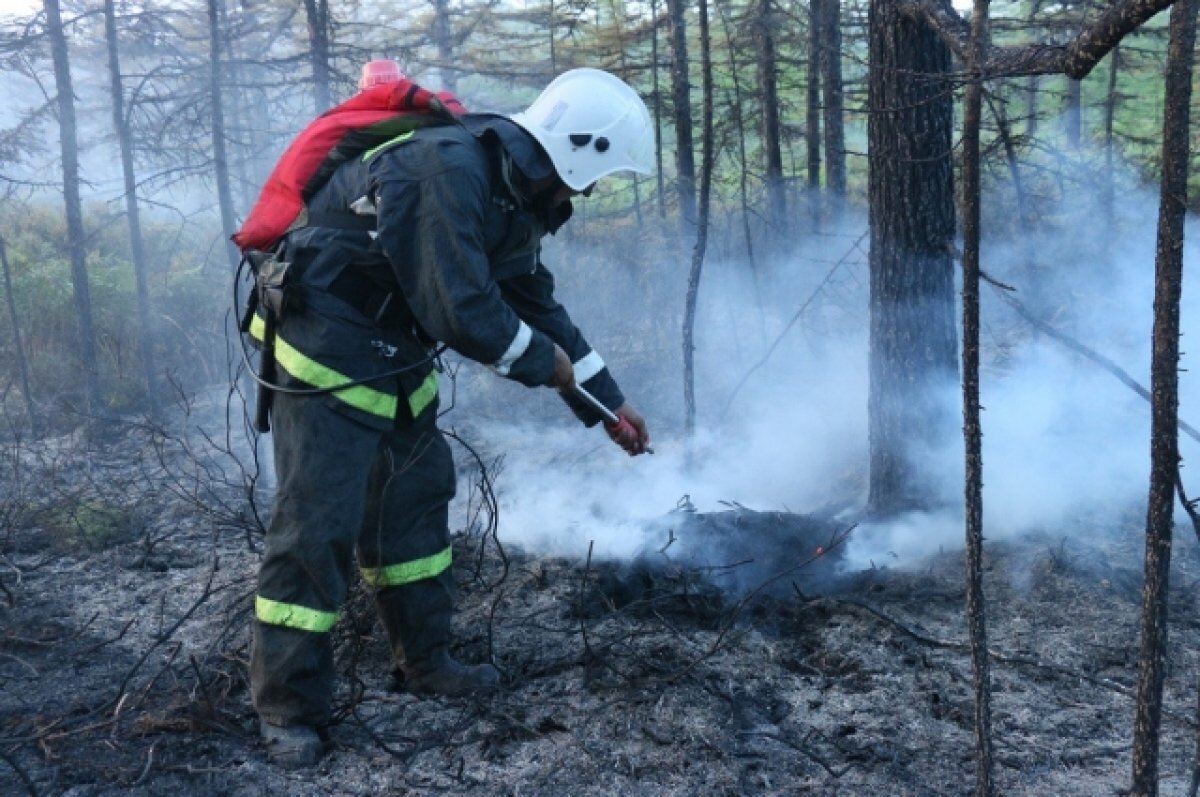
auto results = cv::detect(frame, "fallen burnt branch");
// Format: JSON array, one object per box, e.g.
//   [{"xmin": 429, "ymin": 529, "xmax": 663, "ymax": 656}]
[{"xmin": 569, "ymin": 519, "xmax": 857, "ymax": 691}]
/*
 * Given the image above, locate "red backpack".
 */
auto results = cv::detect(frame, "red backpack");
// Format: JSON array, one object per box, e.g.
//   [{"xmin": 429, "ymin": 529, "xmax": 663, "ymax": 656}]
[{"xmin": 232, "ymin": 79, "xmax": 466, "ymax": 253}]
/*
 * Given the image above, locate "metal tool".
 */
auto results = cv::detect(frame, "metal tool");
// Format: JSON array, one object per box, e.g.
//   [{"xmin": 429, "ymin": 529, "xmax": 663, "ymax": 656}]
[{"xmin": 567, "ymin": 384, "xmax": 654, "ymax": 454}]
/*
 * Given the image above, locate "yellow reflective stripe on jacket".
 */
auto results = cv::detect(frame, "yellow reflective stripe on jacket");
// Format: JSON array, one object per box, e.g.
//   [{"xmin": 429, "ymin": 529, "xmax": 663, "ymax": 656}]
[
  {"xmin": 255, "ymin": 595, "xmax": 339, "ymax": 632},
  {"xmin": 408, "ymin": 371, "xmax": 438, "ymax": 417},
  {"xmin": 362, "ymin": 130, "xmax": 415, "ymax": 163},
  {"xmin": 250, "ymin": 314, "xmax": 397, "ymax": 420},
  {"xmin": 361, "ymin": 546, "xmax": 453, "ymax": 588}
]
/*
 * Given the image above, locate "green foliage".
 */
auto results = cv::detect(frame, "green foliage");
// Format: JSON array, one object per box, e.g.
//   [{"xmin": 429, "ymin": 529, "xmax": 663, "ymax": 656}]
[
  {"xmin": 0, "ymin": 201, "xmax": 226, "ymax": 424},
  {"xmin": 38, "ymin": 497, "xmax": 132, "ymax": 552}
]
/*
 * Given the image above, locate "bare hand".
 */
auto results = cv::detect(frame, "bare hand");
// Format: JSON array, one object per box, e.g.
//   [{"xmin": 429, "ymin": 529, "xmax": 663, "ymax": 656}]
[{"xmin": 607, "ymin": 402, "xmax": 651, "ymax": 456}]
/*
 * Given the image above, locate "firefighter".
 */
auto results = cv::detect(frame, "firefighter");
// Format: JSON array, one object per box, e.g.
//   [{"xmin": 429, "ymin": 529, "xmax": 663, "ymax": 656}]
[{"xmin": 248, "ymin": 68, "xmax": 654, "ymax": 767}]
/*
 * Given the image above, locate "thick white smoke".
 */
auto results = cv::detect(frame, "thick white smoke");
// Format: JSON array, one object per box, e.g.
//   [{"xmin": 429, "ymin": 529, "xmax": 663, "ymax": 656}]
[{"xmin": 456, "ymin": 153, "xmax": 1200, "ymax": 578}]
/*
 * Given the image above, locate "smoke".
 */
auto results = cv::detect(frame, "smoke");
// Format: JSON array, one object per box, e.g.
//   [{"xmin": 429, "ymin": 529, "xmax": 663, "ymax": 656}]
[
  {"xmin": 453, "ymin": 216, "xmax": 872, "ymax": 565},
  {"xmin": 461, "ymin": 150, "xmax": 1200, "ymax": 580}
]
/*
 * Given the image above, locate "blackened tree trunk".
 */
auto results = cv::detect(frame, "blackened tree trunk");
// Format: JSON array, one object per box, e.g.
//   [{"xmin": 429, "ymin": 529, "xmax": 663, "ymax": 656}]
[
  {"xmin": 432, "ymin": 0, "xmax": 458, "ymax": 92},
  {"xmin": 962, "ymin": 0, "xmax": 995, "ymax": 793},
  {"xmin": 667, "ymin": 0, "xmax": 697, "ymax": 226},
  {"xmin": 303, "ymin": 0, "xmax": 332, "ymax": 112},
  {"xmin": 757, "ymin": 0, "xmax": 785, "ymax": 232},
  {"xmin": 806, "ymin": 0, "xmax": 822, "ymax": 224},
  {"xmin": 1131, "ymin": 3, "xmax": 1198, "ymax": 794},
  {"xmin": 44, "ymin": 0, "xmax": 101, "ymax": 415},
  {"xmin": 104, "ymin": 0, "xmax": 159, "ymax": 419},
  {"xmin": 866, "ymin": 0, "xmax": 958, "ymax": 516},
  {"xmin": 820, "ymin": 0, "xmax": 846, "ymax": 199},
  {"xmin": 683, "ymin": 0, "xmax": 714, "ymax": 436},
  {"xmin": 0, "ymin": 237, "xmax": 38, "ymax": 434},
  {"xmin": 208, "ymin": 0, "xmax": 239, "ymax": 270}
]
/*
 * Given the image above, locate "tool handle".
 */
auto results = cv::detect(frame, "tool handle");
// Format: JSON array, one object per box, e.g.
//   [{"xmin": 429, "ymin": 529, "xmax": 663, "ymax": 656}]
[{"xmin": 606, "ymin": 415, "xmax": 654, "ymax": 455}]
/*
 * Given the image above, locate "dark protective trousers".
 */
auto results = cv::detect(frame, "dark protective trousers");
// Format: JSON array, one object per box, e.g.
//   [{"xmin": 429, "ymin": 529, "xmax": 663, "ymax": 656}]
[{"xmin": 250, "ymin": 390, "xmax": 456, "ymax": 727}]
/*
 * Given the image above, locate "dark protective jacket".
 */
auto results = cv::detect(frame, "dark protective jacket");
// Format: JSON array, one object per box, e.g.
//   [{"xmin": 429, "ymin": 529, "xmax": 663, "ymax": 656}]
[{"xmin": 250, "ymin": 113, "xmax": 625, "ymax": 430}]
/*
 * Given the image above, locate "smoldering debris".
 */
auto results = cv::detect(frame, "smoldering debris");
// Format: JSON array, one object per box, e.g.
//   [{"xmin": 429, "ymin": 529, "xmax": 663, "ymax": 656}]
[{"xmin": 579, "ymin": 503, "xmax": 854, "ymax": 619}]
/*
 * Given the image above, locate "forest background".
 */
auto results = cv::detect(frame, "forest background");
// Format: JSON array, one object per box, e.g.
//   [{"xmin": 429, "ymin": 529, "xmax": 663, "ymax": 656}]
[{"xmin": 3, "ymin": 0, "xmax": 1200, "ymax": 794}]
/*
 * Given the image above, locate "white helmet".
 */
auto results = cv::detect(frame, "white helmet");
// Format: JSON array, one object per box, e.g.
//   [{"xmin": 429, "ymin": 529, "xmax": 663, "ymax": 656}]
[{"xmin": 510, "ymin": 68, "xmax": 655, "ymax": 191}]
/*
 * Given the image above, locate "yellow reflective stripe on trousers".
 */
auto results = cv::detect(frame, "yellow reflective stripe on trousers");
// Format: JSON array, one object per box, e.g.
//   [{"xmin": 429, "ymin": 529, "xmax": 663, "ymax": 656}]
[
  {"xmin": 250, "ymin": 314, "xmax": 397, "ymax": 420},
  {"xmin": 361, "ymin": 546, "xmax": 453, "ymax": 588},
  {"xmin": 255, "ymin": 595, "xmax": 339, "ymax": 633}
]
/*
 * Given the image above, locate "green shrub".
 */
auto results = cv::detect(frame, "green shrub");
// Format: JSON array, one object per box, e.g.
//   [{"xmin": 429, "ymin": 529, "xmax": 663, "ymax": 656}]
[{"xmin": 39, "ymin": 498, "xmax": 132, "ymax": 552}]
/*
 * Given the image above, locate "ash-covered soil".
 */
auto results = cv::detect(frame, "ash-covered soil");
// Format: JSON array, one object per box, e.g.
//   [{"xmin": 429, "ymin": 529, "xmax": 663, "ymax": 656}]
[{"xmin": 3, "ymin": 415, "xmax": 1200, "ymax": 796}]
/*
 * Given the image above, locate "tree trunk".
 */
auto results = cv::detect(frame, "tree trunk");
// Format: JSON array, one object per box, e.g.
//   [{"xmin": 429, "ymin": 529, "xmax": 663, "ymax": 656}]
[
  {"xmin": 44, "ymin": 0, "xmax": 101, "ymax": 416},
  {"xmin": 303, "ymin": 0, "xmax": 332, "ymax": 112},
  {"xmin": 0, "ymin": 237, "xmax": 38, "ymax": 435},
  {"xmin": 208, "ymin": 0, "xmax": 239, "ymax": 271},
  {"xmin": 806, "ymin": 0, "xmax": 822, "ymax": 225},
  {"xmin": 103, "ymin": 0, "xmax": 160, "ymax": 420},
  {"xmin": 549, "ymin": 0, "xmax": 557, "ymax": 76},
  {"xmin": 667, "ymin": 0, "xmax": 697, "ymax": 227},
  {"xmin": 820, "ymin": 0, "xmax": 846, "ymax": 200},
  {"xmin": 717, "ymin": 0, "xmax": 757, "ymax": 270},
  {"xmin": 866, "ymin": 0, "xmax": 958, "ymax": 516},
  {"xmin": 432, "ymin": 0, "xmax": 458, "ymax": 92},
  {"xmin": 1131, "ymin": 3, "xmax": 1198, "ymax": 794},
  {"xmin": 1103, "ymin": 46, "xmax": 1120, "ymax": 235},
  {"xmin": 757, "ymin": 0, "xmax": 785, "ymax": 232},
  {"xmin": 1024, "ymin": 3, "xmax": 1039, "ymax": 139},
  {"xmin": 683, "ymin": 0, "xmax": 714, "ymax": 436},
  {"xmin": 962, "ymin": 1, "xmax": 995, "ymax": 794},
  {"xmin": 650, "ymin": 0, "xmax": 667, "ymax": 217},
  {"xmin": 1065, "ymin": 76, "xmax": 1082, "ymax": 148}
]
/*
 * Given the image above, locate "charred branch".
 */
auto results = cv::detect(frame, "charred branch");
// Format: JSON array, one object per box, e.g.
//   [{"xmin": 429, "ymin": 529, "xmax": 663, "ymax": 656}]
[{"xmin": 898, "ymin": 0, "xmax": 1177, "ymax": 79}]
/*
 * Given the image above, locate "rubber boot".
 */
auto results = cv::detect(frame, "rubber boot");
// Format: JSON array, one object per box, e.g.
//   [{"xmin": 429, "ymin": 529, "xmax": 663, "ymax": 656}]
[
  {"xmin": 403, "ymin": 648, "xmax": 500, "ymax": 697},
  {"xmin": 372, "ymin": 577, "xmax": 497, "ymax": 697},
  {"xmin": 260, "ymin": 720, "xmax": 324, "ymax": 768}
]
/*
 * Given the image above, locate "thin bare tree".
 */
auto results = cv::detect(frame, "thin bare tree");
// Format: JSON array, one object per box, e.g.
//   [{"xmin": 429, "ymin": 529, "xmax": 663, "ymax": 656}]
[
  {"xmin": 103, "ymin": 0, "xmax": 160, "ymax": 420},
  {"xmin": 683, "ymin": 0, "xmax": 715, "ymax": 437},
  {"xmin": 961, "ymin": 0, "xmax": 995, "ymax": 792},
  {"xmin": 1131, "ymin": 2, "xmax": 1198, "ymax": 793},
  {"xmin": 757, "ymin": 0, "xmax": 785, "ymax": 233},
  {"xmin": 208, "ymin": 0, "xmax": 239, "ymax": 270},
  {"xmin": 44, "ymin": 0, "xmax": 101, "ymax": 415},
  {"xmin": 666, "ymin": 0, "xmax": 697, "ymax": 227},
  {"xmin": 820, "ymin": 0, "xmax": 845, "ymax": 200},
  {"xmin": 805, "ymin": 0, "xmax": 821, "ymax": 226},
  {"xmin": 0, "ymin": 236, "xmax": 37, "ymax": 434},
  {"xmin": 303, "ymin": 0, "xmax": 332, "ymax": 111}
]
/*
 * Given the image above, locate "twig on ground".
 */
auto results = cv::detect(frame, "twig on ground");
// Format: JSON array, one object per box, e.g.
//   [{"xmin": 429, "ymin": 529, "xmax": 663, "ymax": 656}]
[
  {"xmin": 827, "ymin": 597, "xmax": 1199, "ymax": 729},
  {"xmin": 0, "ymin": 749, "xmax": 37, "ymax": 797}
]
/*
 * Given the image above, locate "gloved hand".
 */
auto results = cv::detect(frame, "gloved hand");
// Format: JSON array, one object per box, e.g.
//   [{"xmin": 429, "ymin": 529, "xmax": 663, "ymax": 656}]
[
  {"xmin": 607, "ymin": 402, "xmax": 650, "ymax": 456},
  {"xmin": 546, "ymin": 343, "xmax": 576, "ymax": 391}
]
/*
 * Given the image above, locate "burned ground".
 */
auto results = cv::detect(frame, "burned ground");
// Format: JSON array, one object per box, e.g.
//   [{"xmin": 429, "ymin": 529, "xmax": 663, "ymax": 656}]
[{"xmin": 2, "ymin": 413, "xmax": 1199, "ymax": 796}]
